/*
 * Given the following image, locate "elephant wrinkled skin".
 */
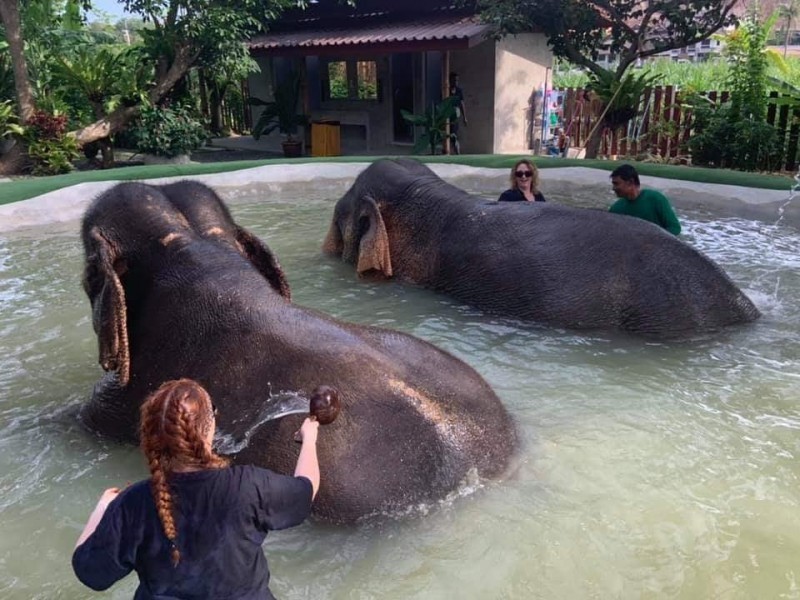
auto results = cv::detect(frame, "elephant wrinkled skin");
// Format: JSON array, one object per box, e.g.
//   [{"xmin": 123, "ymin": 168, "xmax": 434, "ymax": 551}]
[
  {"xmin": 80, "ymin": 180, "xmax": 517, "ymax": 523},
  {"xmin": 323, "ymin": 158, "xmax": 761, "ymax": 337}
]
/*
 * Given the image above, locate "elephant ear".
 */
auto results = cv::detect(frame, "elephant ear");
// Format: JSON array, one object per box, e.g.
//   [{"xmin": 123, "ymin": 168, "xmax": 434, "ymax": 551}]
[
  {"xmin": 85, "ymin": 227, "xmax": 131, "ymax": 386},
  {"xmin": 235, "ymin": 226, "xmax": 292, "ymax": 301},
  {"xmin": 357, "ymin": 196, "xmax": 393, "ymax": 277}
]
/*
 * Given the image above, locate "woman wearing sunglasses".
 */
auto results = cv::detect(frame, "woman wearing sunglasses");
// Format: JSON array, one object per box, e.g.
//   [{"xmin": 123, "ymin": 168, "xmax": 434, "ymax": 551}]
[
  {"xmin": 73, "ymin": 378, "xmax": 320, "ymax": 599},
  {"xmin": 497, "ymin": 159, "xmax": 547, "ymax": 203}
]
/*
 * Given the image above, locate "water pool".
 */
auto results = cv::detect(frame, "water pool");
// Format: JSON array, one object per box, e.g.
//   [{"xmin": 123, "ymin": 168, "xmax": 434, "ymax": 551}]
[{"xmin": 0, "ymin": 170, "xmax": 798, "ymax": 599}]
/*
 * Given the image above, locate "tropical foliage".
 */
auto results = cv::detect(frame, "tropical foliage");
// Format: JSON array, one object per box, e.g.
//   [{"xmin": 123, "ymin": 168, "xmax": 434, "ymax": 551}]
[
  {"xmin": 248, "ymin": 71, "xmax": 308, "ymax": 141},
  {"xmin": 0, "ymin": 0, "xmax": 300, "ymax": 173},
  {"xmin": 401, "ymin": 96, "xmax": 460, "ymax": 155},
  {"xmin": 24, "ymin": 109, "xmax": 79, "ymax": 174},
  {"xmin": 132, "ymin": 103, "xmax": 207, "ymax": 158},
  {"xmin": 480, "ymin": 0, "xmax": 739, "ymax": 157},
  {"xmin": 0, "ymin": 99, "xmax": 23, "ymax": 139},
  {"xmin": 688, "ymin": 10, "xmax": 783, "ymax": 171}
]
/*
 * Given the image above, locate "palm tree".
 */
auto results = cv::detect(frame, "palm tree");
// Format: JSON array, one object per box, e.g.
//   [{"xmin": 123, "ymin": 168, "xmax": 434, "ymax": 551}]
[{"xmin": 778, "ymin": 0, "xmax": 800, "ymax": 57}]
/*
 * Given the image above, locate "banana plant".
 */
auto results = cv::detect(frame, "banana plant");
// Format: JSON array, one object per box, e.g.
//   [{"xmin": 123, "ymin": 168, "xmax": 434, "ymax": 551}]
[
  {"xmin": 248, "ymin": 71, "xmax": 309, "ymax": 142},
  {"xmin": 401, "ymin": 95, "xmax": 459, "ymax": 155},
  {"xmin": 587, "ymin": 68, "xmax": 663, "ymax": 129}
]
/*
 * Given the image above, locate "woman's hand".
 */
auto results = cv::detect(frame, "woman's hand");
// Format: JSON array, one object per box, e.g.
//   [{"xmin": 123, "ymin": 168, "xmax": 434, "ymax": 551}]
[
  {"xmin": 294, "ymin": 418, "xmax": 321, "ymax": 499},
  {"xmin": 297, "ymin": 418, "xmax": 319, "ymax": 444}
]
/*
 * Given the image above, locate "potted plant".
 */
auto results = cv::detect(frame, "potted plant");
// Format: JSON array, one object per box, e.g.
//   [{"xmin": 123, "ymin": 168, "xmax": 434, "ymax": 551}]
[
  {"xmin": 401, "ymin": 96, "xmax": 459, "ymax": 155},
  {"xmin": 248, "ymin": 71, "xmax": 309, "ymax": 157}
]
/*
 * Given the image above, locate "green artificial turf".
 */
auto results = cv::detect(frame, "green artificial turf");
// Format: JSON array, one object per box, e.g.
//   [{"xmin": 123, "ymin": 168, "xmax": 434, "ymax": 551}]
[{"xmin": 0, "ymin": 154, "xmax": 794, "ymax": 206}]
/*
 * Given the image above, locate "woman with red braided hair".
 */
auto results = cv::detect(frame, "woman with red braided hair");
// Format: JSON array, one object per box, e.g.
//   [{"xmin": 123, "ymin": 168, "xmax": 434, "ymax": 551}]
[{"xmin": 72, "ymin": 378, "xmax": 319, "ymax": 599}]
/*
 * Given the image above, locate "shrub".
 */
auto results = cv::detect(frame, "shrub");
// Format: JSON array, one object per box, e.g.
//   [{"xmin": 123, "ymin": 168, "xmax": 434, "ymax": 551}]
[
  {"xmin": 132, "ymin": 104, "xmax": 208, "ymax": 158},
  {"xmin": 24, "ymin": 110, "xmax": 79, "ymax": 175},
  {"xmin": 687, "ymin": 98, "xmax": 781, "ymax": 171}
]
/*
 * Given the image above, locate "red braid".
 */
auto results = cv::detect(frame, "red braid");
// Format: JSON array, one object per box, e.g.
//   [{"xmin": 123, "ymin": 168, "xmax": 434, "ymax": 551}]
[{"xmin": 139, "ymin": 379, "xmax": 229, "ymax": 566}]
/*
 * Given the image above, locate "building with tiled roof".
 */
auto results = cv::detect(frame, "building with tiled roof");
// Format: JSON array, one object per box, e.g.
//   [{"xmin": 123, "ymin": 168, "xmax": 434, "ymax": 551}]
[{"xmin": 246, "ymin": 0, "xmax": 555, "ymax": 156}]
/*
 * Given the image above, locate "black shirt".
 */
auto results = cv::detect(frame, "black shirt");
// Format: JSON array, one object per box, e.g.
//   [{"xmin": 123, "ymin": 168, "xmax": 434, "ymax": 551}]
[
  {"xmin": 497, "ymin": 188, "xmax": 546, "ymax": 203},
  {"xmin": 72, "ymin": 466, "xmax": 313, "ymax": 599}
]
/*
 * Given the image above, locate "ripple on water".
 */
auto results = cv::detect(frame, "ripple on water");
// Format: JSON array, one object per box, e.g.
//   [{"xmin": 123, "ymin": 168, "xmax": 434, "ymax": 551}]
[{"xmin": 1, "ymin": 186, "xmax": 799, "ymax": 598}]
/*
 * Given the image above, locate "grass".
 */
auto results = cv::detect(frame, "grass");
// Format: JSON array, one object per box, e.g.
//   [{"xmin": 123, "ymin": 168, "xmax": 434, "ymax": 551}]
[{"xmin": 0, "ymin": 154, "xmax": 794, "ymax": 206}]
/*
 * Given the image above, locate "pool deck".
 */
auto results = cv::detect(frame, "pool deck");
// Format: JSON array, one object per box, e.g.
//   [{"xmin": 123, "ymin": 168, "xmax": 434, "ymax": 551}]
[{"xmin": 0, "ymin": 163, "xmax": 796, "ymax": 232}]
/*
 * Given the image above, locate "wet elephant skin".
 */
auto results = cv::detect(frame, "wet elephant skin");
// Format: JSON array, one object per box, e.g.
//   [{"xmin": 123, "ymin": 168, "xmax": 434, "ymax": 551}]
[
  {"xmin": 323, "ymin": 158, "xmax": 760, "ymax": 337},
  {"xmin": 79, "ymin": 180, "xmax": 517, "ymax": 523}
]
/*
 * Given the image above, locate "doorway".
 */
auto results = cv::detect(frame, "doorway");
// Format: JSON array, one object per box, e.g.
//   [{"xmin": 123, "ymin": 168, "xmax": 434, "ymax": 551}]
[{"xmin": 391, "ymin": 53, "xmax": 414, "ymax": 143}]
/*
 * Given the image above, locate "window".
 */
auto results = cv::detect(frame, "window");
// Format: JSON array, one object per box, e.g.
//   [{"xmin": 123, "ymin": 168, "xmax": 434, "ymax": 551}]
[{"xmin": 323, "ymin": 59, "xmax": 378, "ymax": 101}]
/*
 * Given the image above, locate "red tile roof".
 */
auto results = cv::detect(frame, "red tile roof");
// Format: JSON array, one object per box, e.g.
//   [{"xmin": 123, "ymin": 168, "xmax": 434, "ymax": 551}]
[{"xmin": 249, "ymin": 15, "xmax": 491, "ymax": 52}]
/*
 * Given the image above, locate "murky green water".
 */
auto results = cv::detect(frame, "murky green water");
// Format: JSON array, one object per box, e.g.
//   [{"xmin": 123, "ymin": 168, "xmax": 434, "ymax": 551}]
[{"xmin": 1, "ymin": 176, "xmax": 799, "ymax": 599}]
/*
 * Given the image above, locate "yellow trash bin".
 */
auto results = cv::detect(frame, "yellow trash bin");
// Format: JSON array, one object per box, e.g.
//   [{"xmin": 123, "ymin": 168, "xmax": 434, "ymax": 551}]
[{"xmin": 311, "ymin": 120, "xmax": 341, "ymax": 157}]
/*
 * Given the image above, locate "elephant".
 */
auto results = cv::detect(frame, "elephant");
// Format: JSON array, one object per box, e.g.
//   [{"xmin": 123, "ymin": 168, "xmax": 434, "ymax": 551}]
[
  {"xmin": 80, "ymin": 180, "xmax": 517, "ymax": 524},
  {"xmin": 323, "ymin": 158, "xmax": 761, "ymax": 337}
]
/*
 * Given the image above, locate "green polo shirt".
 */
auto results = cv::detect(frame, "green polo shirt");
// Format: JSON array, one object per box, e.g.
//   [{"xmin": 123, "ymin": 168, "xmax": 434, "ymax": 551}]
[{"xmin": 609, "ymin": 188, "xmax": 681, "ymax": 235}]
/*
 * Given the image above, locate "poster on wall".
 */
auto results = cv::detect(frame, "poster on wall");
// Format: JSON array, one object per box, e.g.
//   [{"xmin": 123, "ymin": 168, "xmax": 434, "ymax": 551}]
[{"xmin": 543, "ymin": 89, "xmax": 565, "ymax": 145}]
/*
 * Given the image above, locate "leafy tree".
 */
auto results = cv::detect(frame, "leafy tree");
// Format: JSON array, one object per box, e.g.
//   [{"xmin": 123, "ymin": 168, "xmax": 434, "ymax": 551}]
[
  {"xmin": 688, "ymin": 10, "xmax": 784, "ymax": 171},
  {"xmin": 777, "ymin": 0, "xmax": 800, "ymax": 57},
  {"xmin": 70, "ymin": 0, "xmax": 303, "ymax": 148},
  {"xmin": 1, "ymin": 0, "xmax": 304, "ymax": 173},
  {"xmin": 479, "ymin": 0, "xmax": 739, "ymax": 157}
]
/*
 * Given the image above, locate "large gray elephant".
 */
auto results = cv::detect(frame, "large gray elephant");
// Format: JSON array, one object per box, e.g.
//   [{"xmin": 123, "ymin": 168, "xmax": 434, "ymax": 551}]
[
  {"xmin": 80, "ymin": 180, "xmax": 516, "ymax": 523},
  {"xmin": 323, "ymin": 158, "xmax": 761, "ymax": 336}
]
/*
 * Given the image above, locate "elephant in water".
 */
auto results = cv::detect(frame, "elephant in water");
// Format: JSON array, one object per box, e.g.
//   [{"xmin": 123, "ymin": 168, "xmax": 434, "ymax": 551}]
[
  {"xmin": 80, "ymin": 180, "xmax": 516, "ymax": 523},
  {"xmin": 323, "ymin": 158, "xmax": 761, "ymax": 337}
]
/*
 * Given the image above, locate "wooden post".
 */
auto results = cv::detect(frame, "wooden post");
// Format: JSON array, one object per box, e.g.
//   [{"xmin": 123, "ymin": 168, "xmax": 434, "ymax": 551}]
[
  {"xmin": 299, "ymin": 58, "xmax": 311, "ymax": 155},
  {"xmin": 443, "ymin": 51, "xmax": 450, "ymax": 155}
]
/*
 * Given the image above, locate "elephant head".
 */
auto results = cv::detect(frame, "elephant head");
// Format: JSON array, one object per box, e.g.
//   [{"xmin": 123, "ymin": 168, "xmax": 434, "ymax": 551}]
[
  {"xmin": 81, "ymin": 181, "xmax": 290, "ymax": 386},
  {"xmin": 323, "ymin": 158, "xmax": 441, "ymax": 279},
  {"xmin": 323, "ymin": 193, "xmax": 393, "ymax": 277}
]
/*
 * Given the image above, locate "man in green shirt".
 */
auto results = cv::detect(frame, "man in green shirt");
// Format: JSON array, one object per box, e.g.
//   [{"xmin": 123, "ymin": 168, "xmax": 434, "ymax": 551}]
[{"xmin": 608, "ymin": 164, "xmax": 681, "ymax": 235}]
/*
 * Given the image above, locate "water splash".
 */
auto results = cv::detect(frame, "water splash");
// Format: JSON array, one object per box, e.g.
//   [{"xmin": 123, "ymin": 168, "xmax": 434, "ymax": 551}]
[
  {"xmin": 214, "ymin": 389, "xmax": 310, "ymax": 455},
  {"xmin": 779, "ymin": 166, "xmax": 800, "ymax": 225}
]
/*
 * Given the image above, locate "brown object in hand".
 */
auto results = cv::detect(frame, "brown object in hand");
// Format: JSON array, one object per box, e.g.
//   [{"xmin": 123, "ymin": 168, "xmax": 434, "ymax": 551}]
[
  {"xmin": 294, "ymin": 385, "xmax": 341, "ymax": 442},
  {"xmin": 309, "ymin": 385, "xmax": 341, "ymax": 424}
]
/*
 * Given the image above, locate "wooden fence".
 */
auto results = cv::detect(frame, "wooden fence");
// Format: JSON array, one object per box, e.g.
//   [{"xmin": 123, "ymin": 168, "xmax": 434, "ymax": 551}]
[{"xmin": 557, "ymin": 86, "xmax": 800, "ymax": 171}]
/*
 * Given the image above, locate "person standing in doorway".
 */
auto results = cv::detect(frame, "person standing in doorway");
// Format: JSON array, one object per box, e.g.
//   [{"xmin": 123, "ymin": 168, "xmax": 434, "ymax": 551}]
[
  {"xmin": 448, "ymin": 72, "xmax": 467, "ymax": 154},
  {"xmin": 609, "ymin": 164, "xmax": 681, "ymax": 235}
]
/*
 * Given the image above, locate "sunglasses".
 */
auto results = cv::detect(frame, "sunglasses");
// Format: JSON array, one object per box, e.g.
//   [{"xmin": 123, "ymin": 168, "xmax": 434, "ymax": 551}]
[{"xmin": 515, "ymin": 170, "xmax": 533, "ymax": 178}]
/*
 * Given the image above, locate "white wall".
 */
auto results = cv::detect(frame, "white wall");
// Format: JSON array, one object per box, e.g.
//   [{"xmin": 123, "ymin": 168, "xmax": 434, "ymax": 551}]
[{"xmin": 492, "ymin": 34, "xmax": 553, "ymax": 154}]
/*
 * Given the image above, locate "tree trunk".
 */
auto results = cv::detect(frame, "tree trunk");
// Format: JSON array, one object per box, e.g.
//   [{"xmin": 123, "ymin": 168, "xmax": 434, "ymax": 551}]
[
  {"xmin": 0, "ymin": 0, "xmax": 35, "ymax": 122},
  {"xmin": 73, "ymin": 105, "xmax": 140, "ymax": 146},
  {"xmin": 209, "ymin": 80, "xmax": 223, "ymax": 135},
  {"xmin": 72, "ymin": 45, "xmax": 197, "ymax": 148},
  {"xmin": 198, "ymin": 69, "xmax": 209, "ymax": 121},
  {"xmin": 583, "ymin": 127, "xmax": 603, "ymax": 159}
]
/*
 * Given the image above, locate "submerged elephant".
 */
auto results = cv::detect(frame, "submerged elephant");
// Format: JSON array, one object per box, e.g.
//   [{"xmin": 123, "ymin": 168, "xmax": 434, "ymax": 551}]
[
  {"xmin": 80, "ymin": 180, "xmax": 516, "ymax": 523},
  {"xmin": 323, "ymin": 158, "xmax": 761, "ymax": 336}
]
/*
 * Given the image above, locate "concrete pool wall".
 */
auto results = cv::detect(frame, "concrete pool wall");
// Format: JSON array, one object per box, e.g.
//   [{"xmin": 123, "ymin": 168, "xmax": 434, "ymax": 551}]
[{"xmin": 0, "ymin": 164, "xmax": 797, "ymax": 233}]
